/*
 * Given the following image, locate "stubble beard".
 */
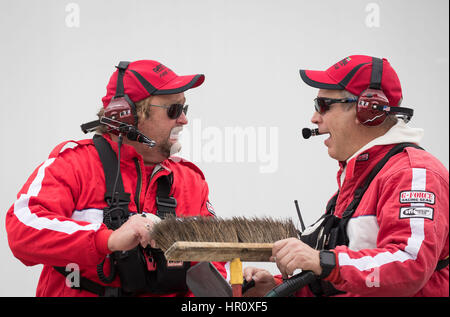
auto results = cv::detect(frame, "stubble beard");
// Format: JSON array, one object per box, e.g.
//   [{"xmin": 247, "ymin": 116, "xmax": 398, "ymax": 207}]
[{"xmin": 157, "ymin": 138, "xmax": 182, "ymax": 159}]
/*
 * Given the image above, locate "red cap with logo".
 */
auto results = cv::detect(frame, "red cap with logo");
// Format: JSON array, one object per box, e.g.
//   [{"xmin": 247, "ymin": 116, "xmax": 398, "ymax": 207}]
[
  {"xmin": 299, "ymin": 55, "xmax": 403, "ymax": 106},
  {"xmin": 102, "ymin": 60, "xmax": 205, "ymax": 107}
]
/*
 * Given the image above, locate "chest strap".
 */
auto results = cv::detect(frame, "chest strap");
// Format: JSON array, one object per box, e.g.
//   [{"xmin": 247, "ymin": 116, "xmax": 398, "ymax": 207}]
[
  {"xmin": 93, "ymin": 134, "xmax": 131, "ymax": 229},
  {"xmin": 155, "ymin": 173, "xmax": 177, "ymax": 219},
  {"xmin": 53, "ymin": 266, "xmax": 121, "ymax": 297}
]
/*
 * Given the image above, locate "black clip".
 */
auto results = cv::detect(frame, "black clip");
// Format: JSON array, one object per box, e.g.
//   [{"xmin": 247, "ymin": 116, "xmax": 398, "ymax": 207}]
[
  {"xmin": 116, "ymin": 61, "xmax": 130, "ymax": 70},
  {"xmin": 103, "ymin": 206, "xmax": 129, "ymax": 230},
  {"xmin": 156, "ymin": 196, "xmax": 177, "ymax": 208}
]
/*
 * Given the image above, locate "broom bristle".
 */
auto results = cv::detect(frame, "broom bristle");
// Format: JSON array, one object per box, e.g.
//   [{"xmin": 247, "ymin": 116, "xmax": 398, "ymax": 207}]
[{"xmin": 150, "ymin": 216, "xmax": 299, "ymax": 252}]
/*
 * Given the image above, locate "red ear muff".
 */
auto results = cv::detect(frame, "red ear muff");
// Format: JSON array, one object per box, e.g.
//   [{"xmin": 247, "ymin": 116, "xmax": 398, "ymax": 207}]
[
  {"xmin": 356, "ymin": 88, "xmax": 390, "ymax": 126},
  {"xmin": 104, "ymin": 96, "xmax": 136, "ymax": 127}
]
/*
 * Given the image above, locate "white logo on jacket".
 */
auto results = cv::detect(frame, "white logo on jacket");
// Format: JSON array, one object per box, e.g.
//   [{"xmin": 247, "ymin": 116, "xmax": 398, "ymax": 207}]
[
  {"xmin": 400, "ymin": 191, "xmax": 435, "ymax": 204},
  {"xmin": 399, "ymin": 207, "xmax": 434, "ymax": 220}
]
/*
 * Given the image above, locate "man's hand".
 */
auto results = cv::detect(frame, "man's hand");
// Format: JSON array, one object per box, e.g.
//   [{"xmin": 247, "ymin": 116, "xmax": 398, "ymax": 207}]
[
  {"xmin": 271, "ymin": 238, "xmax": 322, "ymax": 278},
  {"xmin": 107, "ymin": 214, "xmax": 159, "ymax": 252},
  {"xmin": 242, "ymin": 267, "xmax": 277, "ymax": 297}
]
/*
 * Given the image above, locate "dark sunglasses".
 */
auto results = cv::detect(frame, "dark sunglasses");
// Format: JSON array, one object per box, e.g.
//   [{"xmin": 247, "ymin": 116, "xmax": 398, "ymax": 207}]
[
  {"xmin": 314, "ymin": 97, "xmax": 357, "ymax": 114},
  {"xmin": 149, "ymin": 103, "xmax": 189, "ymax": 119}
]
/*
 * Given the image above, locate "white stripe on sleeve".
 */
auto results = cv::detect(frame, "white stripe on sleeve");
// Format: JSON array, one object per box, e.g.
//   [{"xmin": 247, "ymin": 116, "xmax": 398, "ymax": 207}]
[
  {"xmin": 13, "ymin": 158, "xmax": 102, "ymax": 234},
  {"xmin": 339, "ymin": 168, "xmax": 426, "ymax": 271}
]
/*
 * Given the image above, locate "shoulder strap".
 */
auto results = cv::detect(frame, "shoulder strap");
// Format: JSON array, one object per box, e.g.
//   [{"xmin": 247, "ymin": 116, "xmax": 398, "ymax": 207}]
[
  {"xmin": 343, "ymin": 143, "xmax": 424, "ymax": 219},
  {"xmin": 334, "ymin": 143, "xmax": 424, "ymax": 247},
  {"xmin": 155, "ymin": 173, "xmax": 177, "ymax": 219},
  {"xmin": 325, "ymin": 191, "xmax": 339, "ymax": 215},
  {"xmin": 436, "ymin": 257, "xmax": 449, "ymax": 271},
  {"xmin": 54, "ymin": 135, "xmax": 138, "ymax": 296},
  {"xmin": 93, "ymin": 135, "xmax": 130, "ymax": 230},
  {"xmin": 93, "ymin": 135, "xmax": 131, "ymax": 207}
]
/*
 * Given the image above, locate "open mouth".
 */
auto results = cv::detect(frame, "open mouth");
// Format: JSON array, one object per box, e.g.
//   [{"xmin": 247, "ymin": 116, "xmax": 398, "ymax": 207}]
[{"xmin": 323, "ymin": 132, "xmax": 331, "ymax": 146}]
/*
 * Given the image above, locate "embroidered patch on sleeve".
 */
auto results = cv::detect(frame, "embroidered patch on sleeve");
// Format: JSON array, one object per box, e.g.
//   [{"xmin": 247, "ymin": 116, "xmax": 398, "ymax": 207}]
[
  {"xmin": 206, "ymin": 200, "xmax": 216, "ymax": 216},
  {"xmin": 399, "ymin": 191, "xmax": 435, "ymax": 204},
  {"xmin": 399, "ymin": 207, "xmax": 434, "ymax": 220}
]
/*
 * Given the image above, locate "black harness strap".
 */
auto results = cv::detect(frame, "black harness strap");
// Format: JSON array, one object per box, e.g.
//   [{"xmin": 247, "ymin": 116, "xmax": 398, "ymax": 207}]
[
  {"xmin": 336, "ymin": 142, "xmax": 424, "ymax": 246},
  {"xmin": 155, "ymin": 173, "xmax": 177, "ymax": 219},
  {"xmin": 53, "ymin": 266, "xmax": 117, "ymax": 296},
  {"xmin": 436, "ymin": 257, "xmax": 449, "ymax": 271},
  {"xmin": 54, "ymin": 135, "xmax": 132, "ymax": 296},
  {"xmin": 93, "ymin": 135, "xmax": 130, "ymax": 210}
]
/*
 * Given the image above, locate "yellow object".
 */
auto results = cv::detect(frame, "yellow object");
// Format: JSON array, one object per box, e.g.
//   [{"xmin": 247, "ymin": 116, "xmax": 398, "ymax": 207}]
[{"xmin": 230, "ymin": 257, "xmax": 243, "ymax": 285}]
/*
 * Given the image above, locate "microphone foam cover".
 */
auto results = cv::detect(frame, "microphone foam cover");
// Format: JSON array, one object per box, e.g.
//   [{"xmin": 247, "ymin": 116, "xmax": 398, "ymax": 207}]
[{"xmin": 302, "ymin": 128, "xmax": 312, "ymax": 139}]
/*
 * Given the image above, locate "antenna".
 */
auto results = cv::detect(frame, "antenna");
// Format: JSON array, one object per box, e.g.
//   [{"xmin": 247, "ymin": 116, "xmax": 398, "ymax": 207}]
[{"xmin": 294, "ymin": 200, "xmax": 306, "ymax": 232}]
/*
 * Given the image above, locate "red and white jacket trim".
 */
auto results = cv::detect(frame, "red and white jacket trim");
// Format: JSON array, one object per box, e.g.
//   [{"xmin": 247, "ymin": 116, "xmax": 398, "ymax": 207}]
[
  {"xmin": 299, "ymin": 122, "xmax": 449, "ymax": 297},
  {"xmin": 6, "ymin": 135, "xmax": 225, "ymax": 296}
]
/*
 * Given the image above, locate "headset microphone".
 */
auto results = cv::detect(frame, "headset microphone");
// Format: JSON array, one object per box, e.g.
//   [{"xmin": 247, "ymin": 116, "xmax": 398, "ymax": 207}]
[
  {"xmin": 100, "ymin": 117, "xmax": 156, "ymax": 147},
  {"xmin": 302, "ymin": 128, "xmax": 320, "ymax": 139},
  {"xmin": 124, "ymin": 127, "xmax": 156, "ymax": 148},
  {"xmin": 80, "ymin": 117, "xmax": 156, "ymax": 147}
]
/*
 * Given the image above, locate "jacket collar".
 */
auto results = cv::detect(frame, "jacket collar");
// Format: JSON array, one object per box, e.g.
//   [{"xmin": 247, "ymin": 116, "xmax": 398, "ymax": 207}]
[
  {"xmin": 346, "ymin": 120, "xmax": 423, "ymax": 164},
  {"xmin": 338, "ymin": 121, "xmax": 424, "ymax": 186}
]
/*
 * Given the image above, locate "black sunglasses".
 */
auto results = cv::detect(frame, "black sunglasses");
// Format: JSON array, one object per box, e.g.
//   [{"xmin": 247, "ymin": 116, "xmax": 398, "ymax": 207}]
[
  {"xmin": 314, "ymin": 97, "xmax": 357, "ymax": 114},
  {"xmin": 149, "ymin": 103, "xmax": 189, "ymax": 119}
]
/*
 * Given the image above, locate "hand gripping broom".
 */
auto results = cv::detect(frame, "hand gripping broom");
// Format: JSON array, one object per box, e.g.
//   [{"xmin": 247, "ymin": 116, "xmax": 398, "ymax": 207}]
[{"xmin": 150, "ymin": 216, "xmax": 299, "ymax": 297}]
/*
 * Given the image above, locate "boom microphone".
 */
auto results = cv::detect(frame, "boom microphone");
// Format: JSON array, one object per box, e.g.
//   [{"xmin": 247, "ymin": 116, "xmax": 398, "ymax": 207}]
[
  {"xmin": 124, "ymin": 126, "xmax": 156, "ymax": 147},
  {"xmin": 302, "ymin": 128, "xmax": 320, "ymax": 139},
  {"xmin": 80, "ymin": 117, "xmax": 156, "ymax": 147}
]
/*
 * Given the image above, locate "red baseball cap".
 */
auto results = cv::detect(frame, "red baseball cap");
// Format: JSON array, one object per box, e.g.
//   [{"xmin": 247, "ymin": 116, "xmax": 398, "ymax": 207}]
[
  {"xmin": 299, "ymin": 55, "xmax": 403, "ymax": 106},
  {"xmin": 102, "ymin": 60, "xmax": 205, "ymax": 107}
]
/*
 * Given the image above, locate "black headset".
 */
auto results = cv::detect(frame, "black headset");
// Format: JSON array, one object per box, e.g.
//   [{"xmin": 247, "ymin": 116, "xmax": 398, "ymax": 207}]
[
  {"xmin": 103, "ymin": 61, "xmax": 138, "ymax": 127},
  {"xmin": 81, "ymin": 61, "xmax": 155, "ymax": 147},
  {"xmin": 356, "ymin": 57, "xmax": 414, "ymax": 126}
]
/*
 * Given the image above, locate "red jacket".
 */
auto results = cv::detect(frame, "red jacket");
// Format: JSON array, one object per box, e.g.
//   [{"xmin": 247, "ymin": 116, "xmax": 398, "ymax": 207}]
[
  {"xmin": 6, "ymin": 134, "xmax": 225, "ymax": 297},
  {"xmin": 298, "ymin": 143, "xmax": 449, "ymax": 297}
]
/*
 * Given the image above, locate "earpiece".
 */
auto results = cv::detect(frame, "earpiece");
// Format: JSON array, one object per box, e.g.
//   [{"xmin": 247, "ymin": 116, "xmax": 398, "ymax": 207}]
[
  {"xmin": 95, "ymin": 61, "xmax": 156, "ymax": 147},
  {"xmin": 103, "ymin": 61, "xmax": 139, "ymax": 130},
  {"xmin": 356, "ymin": 87, "xmax": 390, "ymax": 126},
  {"xmin": 356, "ymin": 57, "xmax": 413, "ymax": 126}
]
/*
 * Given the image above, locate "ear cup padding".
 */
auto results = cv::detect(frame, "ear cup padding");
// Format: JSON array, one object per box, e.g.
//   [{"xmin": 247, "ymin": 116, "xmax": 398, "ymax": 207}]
[{"xmin": 356, "ymin": 88, "xmax": 389, "ymax": 126}]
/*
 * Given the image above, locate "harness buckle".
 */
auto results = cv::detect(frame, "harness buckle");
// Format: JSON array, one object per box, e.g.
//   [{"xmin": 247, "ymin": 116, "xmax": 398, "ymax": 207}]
[{"xmin": 156, "ymin": 196, "xmax": 177, "ymax": 208}]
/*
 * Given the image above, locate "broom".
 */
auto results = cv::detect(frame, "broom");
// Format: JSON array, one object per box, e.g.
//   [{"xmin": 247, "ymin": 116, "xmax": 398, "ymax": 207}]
[{"xmin": 150, "ymin": 216, "xmax": 299, "ymax": 296}]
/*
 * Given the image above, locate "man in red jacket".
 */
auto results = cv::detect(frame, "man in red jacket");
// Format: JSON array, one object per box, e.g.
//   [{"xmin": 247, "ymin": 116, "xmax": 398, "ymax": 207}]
[
  {"xmin": 244, "ymin": 55, "xmax": 449, "ymax": 297},
  {"xmin": 6, "ymin": 60, "xmax": 225, "ymax": 296}
]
